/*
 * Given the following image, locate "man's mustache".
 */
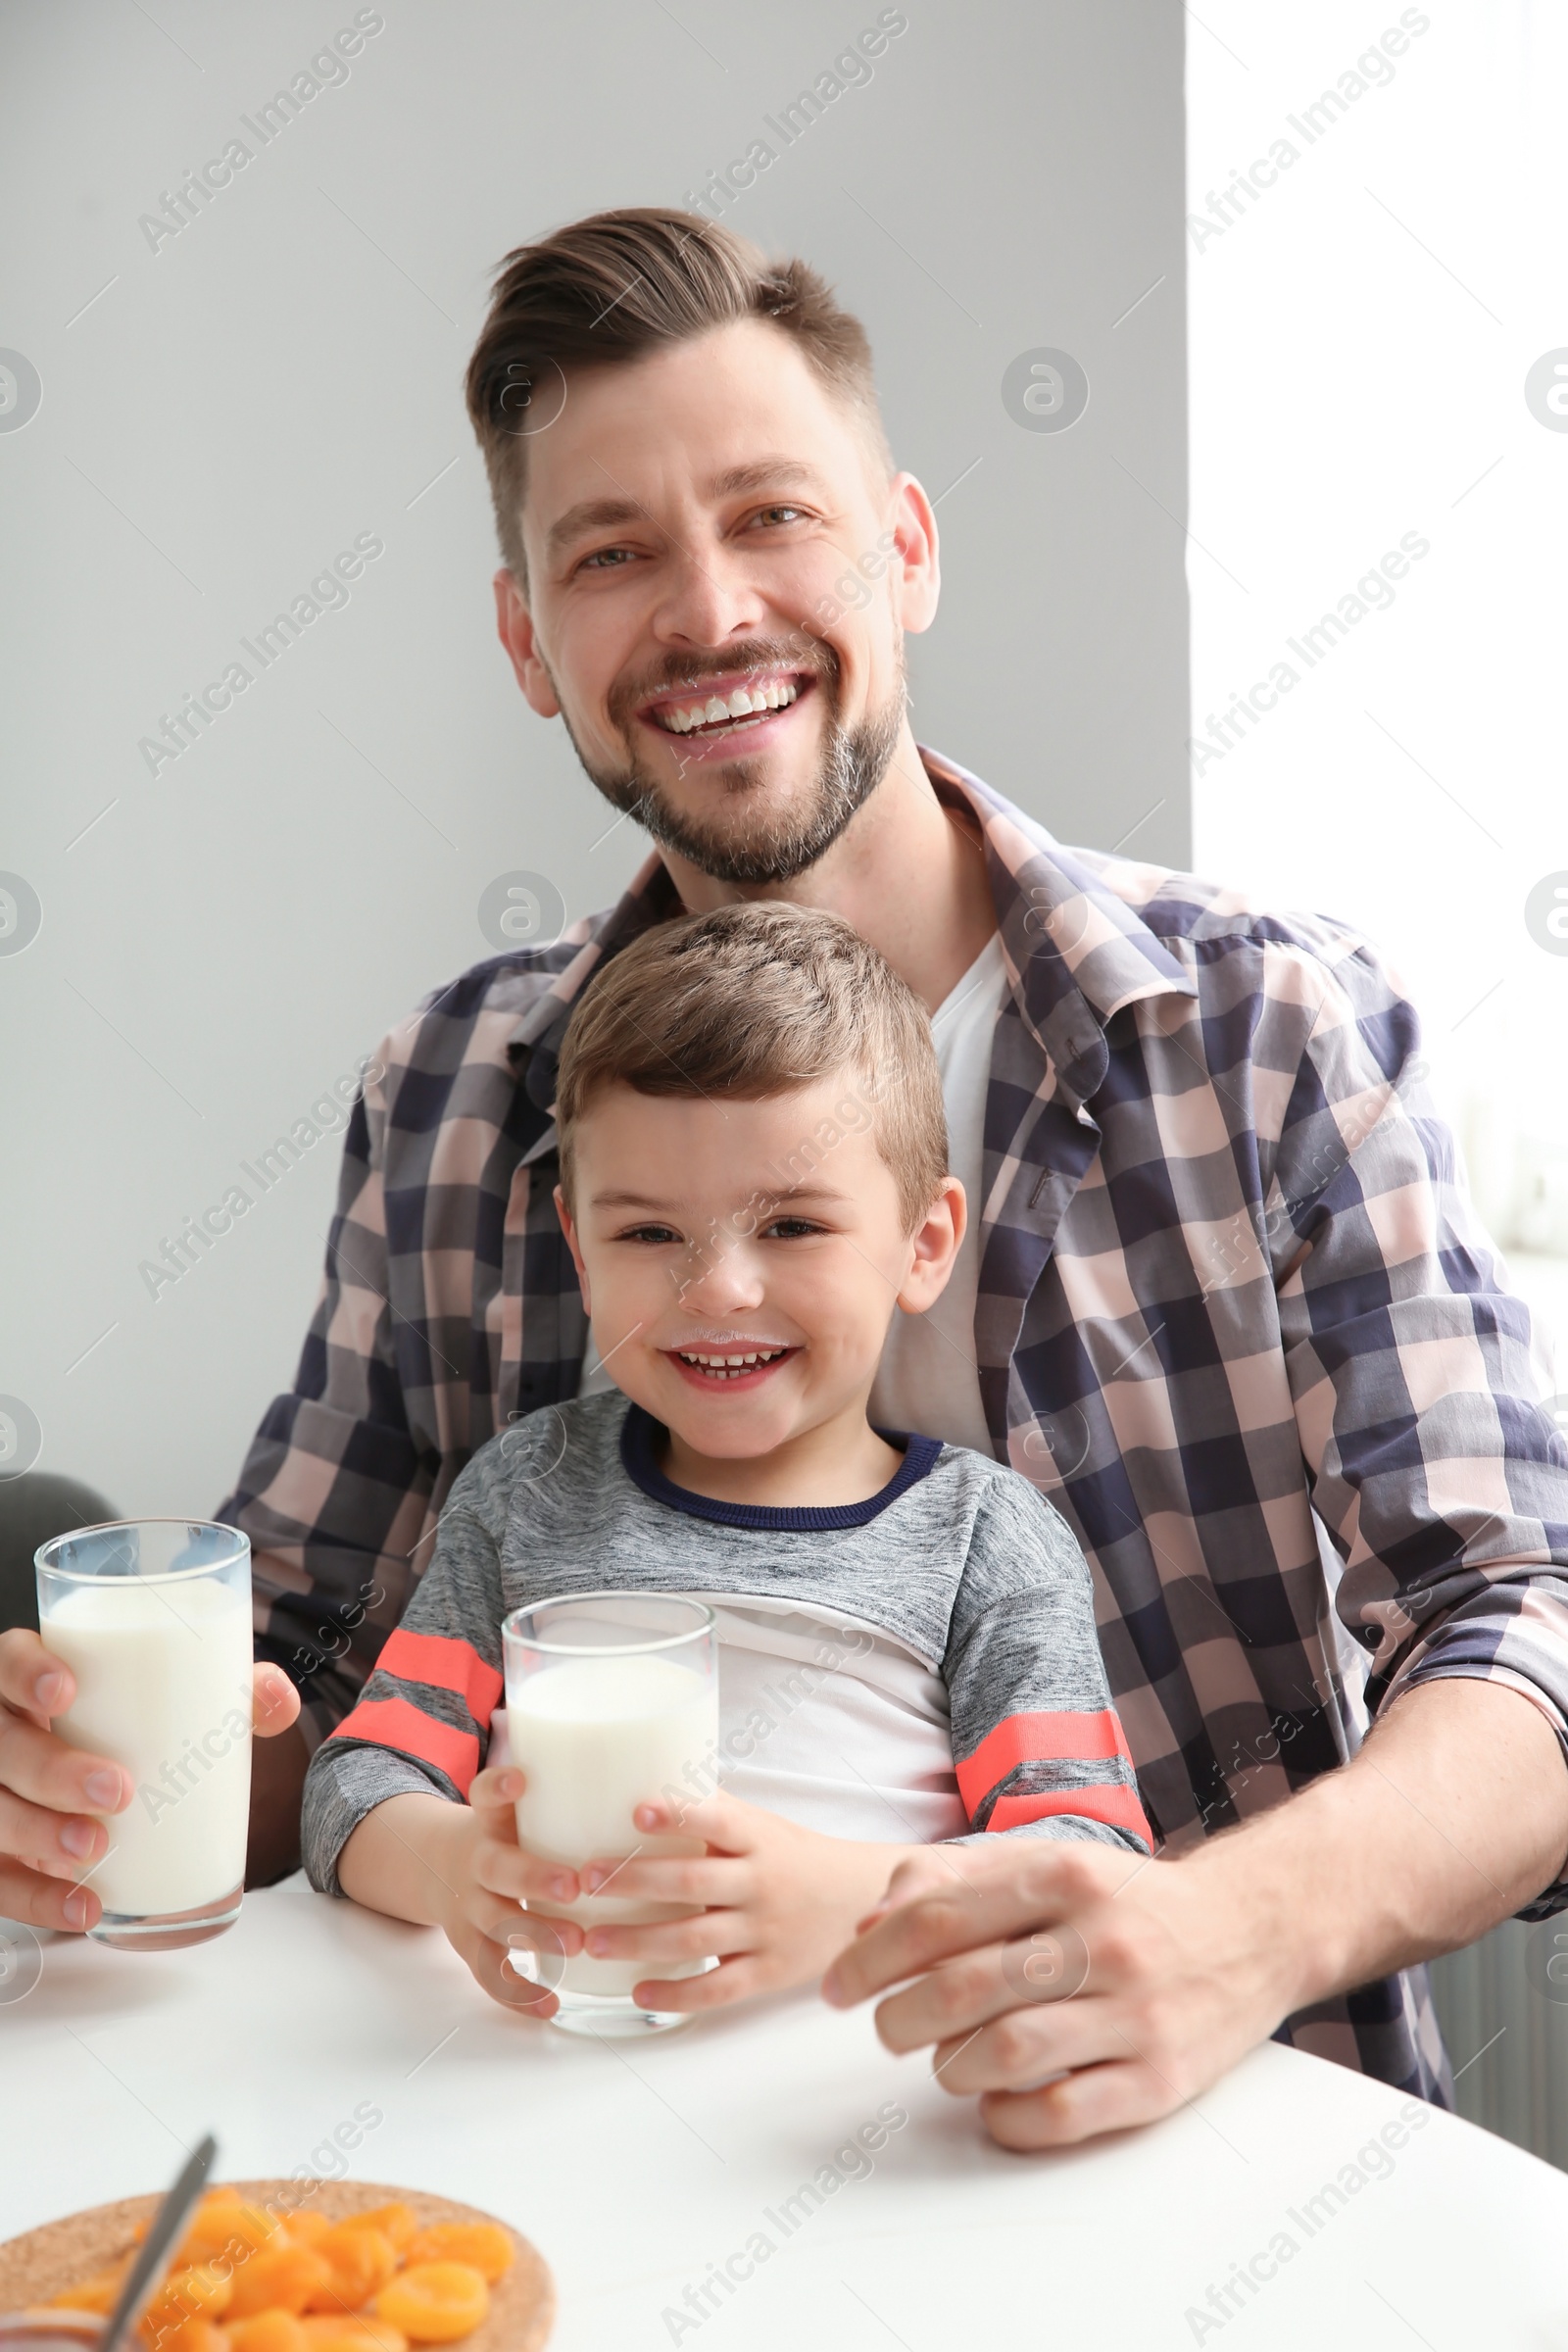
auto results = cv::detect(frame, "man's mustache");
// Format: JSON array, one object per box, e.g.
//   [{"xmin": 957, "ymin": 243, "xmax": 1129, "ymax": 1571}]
[{"xmin": 609, "ymin": 638, "xmax": 840, "ymax": 727}]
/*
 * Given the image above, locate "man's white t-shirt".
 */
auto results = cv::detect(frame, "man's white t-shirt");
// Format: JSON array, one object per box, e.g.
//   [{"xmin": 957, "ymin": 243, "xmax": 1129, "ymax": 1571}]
[
  {"xmin": 578, "ymin": 929, "xmax": 1006, "ymax": 1457},
  {"xmin": 867, "ymin": 929, "xmax": 1004, "ymax": 1455}
]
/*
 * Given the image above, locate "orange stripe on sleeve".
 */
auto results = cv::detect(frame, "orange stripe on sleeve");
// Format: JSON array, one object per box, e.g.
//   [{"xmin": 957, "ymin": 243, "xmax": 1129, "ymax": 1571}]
[
  {"xmin": 955, "ymin": 1708, "xmax": 1134, "ymax": 1817},
  {"xmin": 375, "ymin": 1627, "xmax": 502, "ymax": 1724},
  {"xmin": 987, "ymin": 1784, "xmax": 1152, "ymax": 1848},
  {"xmin": 327, "ymin": 1695, "xmax": 481, "ymax": 1797}
]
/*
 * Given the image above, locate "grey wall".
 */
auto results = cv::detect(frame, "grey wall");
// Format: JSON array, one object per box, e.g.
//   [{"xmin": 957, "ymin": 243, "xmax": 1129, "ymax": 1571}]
[{"xmin": 0, "ymin": 0, "xmax": 1188, "ymax": 1519}]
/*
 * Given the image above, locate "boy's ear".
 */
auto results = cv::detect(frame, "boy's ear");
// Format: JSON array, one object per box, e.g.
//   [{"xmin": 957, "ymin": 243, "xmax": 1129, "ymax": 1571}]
[
  {"xmin": 895, "ymin": 1176, "xmax": 965, "ymax": 1316},
  {"xmin": 554, "ymin": 1184, "xmax": 591, "ymax": 1312}
]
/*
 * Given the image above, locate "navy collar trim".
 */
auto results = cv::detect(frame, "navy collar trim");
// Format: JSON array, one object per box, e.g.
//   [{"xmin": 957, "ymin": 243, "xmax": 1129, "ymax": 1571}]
[{"xmin": 619, "ymin": 1403, "xmax": 944, "ymax": 1531}]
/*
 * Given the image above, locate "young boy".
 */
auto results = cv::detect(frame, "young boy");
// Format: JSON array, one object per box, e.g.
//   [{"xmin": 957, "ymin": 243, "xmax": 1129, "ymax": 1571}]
[{"xmin": 300, "ymin": 903, "xmax": 1151, "ymax": 2018}]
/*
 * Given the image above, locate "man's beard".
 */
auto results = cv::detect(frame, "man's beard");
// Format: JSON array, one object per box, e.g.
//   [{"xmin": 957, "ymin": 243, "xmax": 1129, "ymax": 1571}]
[{"xmin": 555, "ymin": 638, "xmax": 906, "ymax": 887}]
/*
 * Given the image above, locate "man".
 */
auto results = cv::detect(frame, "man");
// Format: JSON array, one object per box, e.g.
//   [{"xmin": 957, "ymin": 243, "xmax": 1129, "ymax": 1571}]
[{"xmin": 4, "ymin": 209, "xmax": 1565, "ymax": 2150}]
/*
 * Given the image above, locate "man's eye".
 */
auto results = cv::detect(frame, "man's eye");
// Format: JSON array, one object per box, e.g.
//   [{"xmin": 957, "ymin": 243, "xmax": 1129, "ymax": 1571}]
[
  {"xmin": 749, "ymin": 505, "xmax": 809, "ymax": 529},
  {"xmin": 580, "ymin": 546, "xmax": 634, "ymax": 571}
]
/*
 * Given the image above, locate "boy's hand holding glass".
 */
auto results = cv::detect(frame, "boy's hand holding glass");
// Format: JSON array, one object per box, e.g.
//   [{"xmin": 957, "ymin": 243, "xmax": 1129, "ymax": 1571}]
[
  {"xmin": 345, "ymin": 1767, "xmax": 584, "ymax": 2016},
  {"xmin": 400, "ymin": 1773, "xmax": 909, "ymax": 2019},
  {"xmin": 573, "ymin": 1788, "xmax": 914, "ymax": 2014}
]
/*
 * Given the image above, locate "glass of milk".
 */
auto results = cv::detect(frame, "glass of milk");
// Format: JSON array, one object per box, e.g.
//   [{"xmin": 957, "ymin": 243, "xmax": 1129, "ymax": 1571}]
[
  {"xmin": 501, "ymin": 1591, "xmax": 717, "ymax": 2037},
  {"xmin": 35, "ymin": 1519, "xmax": 253, "ymax": 1950}
]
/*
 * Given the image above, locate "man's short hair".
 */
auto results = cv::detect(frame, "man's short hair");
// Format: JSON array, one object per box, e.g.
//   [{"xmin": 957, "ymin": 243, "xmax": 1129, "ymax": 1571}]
[
  {"xmin": 555, "ymin": 903, "xmax": 947, "ymax": 1232},
  {"xmin": 465, "ymin": 207, "xmax": 893, "ymax": 582}
]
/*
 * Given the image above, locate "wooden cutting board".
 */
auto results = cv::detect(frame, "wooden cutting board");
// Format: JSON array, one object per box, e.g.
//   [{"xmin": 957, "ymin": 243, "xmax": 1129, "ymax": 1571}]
[{"xmin": 0, "ymin": 2180, "xmax": 554, "ymax": 2351}]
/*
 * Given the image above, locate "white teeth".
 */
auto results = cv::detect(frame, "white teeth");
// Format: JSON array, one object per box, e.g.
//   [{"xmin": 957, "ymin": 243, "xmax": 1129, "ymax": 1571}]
[
  {"xmin": 677, "ymin": 1347, "xmax": 786, "ymax": 1374},
  {"xmin": 655, "ymin": 678, "xmax": 801, "ymax": 733}
]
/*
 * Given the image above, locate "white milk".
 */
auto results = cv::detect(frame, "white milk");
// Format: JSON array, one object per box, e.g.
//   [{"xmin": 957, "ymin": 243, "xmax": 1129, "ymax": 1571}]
[
  {"xmin": 508, "ymin": 1652, "xmax": 718, "ymax": 1997},
  {"xmin": 45, "ymin": 1578, "xmax": 253, "ymax": 1916}
]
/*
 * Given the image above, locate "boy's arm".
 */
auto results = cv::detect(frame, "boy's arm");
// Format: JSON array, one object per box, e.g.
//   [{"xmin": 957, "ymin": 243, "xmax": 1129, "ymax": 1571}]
[
  {"xmin": 945, "ymin": 1473, "xmax": 1152, "ymax": 1856},
  {"xmin": 300, "ymin": 1441, "xmax": 511, "ymax": 1901},
  {"xmin": 336, "ymin": 1770, "xmax": 585, "ymax": 2013}
]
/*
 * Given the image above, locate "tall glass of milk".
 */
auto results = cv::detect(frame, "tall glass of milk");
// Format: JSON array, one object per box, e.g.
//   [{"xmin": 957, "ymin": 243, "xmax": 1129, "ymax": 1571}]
[
  {"xmin": 35, "ymin": 1520, "xmax": 253, "ymax": 1950},
  {"xmin": 501, "ymin": 1591, "xmax": 717, "ymax": 2037}
]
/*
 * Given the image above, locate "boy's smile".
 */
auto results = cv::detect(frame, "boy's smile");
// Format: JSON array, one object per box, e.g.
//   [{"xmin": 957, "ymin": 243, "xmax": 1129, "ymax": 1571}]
[
  {"xmin": 555, "ymin": 1076, "xmax": 962, "ymax": 1508},
  {"xmin": 667, "ymin": 1342, "xmax": 800, "ymax": 1388}
]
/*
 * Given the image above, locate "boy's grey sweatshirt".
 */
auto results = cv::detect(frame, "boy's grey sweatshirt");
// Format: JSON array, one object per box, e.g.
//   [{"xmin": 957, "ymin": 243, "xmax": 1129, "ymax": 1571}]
[{"xmin": 302, "ymin": 1393, "xmax": 1152, "ymax": 1894}]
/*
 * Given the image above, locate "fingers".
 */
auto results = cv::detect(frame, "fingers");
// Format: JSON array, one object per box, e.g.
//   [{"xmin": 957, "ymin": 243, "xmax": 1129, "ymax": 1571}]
[
  {"xmin": 0, "ymin": 1707, "xmax": 130, "ymax": 1821},
  {"xmin": 630, "ymin": 1790, "xmax": 755, "ymax": 1849},
  {"xmin": 979, "ymin": 2058, "xmax": 1179, "ymax": 2151},
  {"xmin": 633, "ymin": 1958, "xmax": 760, "ymax": 2015},
  {"xmin": 822, "ymin": 1843, "xmax": 1121, "ymax": 2009},
  {"xmin": 468, "ymin": 1764, "xmax": 524, "ymax": 1822},
  {"xmin": 0, "ymin": 1786, "xmax": 111, "ymax": 1883},
  {"xmin": 921, "ymin": 1989, "xmax": 1107, "ymax": 2094},
  {"xmin": 585, "ymin": 1910, "xmax": 750, "ymax": 1966},
  {"xmin": 0, "ymin": 1629, "xmax": 74, "ymax": 1723},
  {"xmin": 446, "ymin": 1914, "xmax": 562, "ymax": 2020},
  {"xmin": 869, "ymin": 1927, "xmax": 1093, "ymax": 2059},
  {"xmin": 251, "ymin": 1665, "xmax": 300, "ymax": 1738},
  {"xmin": 852, "ymin": 1844, "xmax": 975, "ymax": 1935},
  {"xmin": 579, "ymin": 1851, "xmax": 738, "ymax": 1905},
  {"xmin": 460, "ymin": 1878, "xmax": 584, "ymax": 1958},
  {"xmin": 0, "ymin": 1854, "xmax": 99, "ymax": 1934},
  {"xmin": 472, "ymin": 1833, "xmax": 581, "ymax": 1909},
  {"xmin": 465, "ymin": 1772, "xmax": 584, "ymax": 1905}
]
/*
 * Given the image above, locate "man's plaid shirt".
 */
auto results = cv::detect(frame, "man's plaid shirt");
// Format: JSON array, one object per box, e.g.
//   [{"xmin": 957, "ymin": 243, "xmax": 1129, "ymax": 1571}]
[{"xmin": 221, "ymin": 751, "xmax": 1568, "ymax": 2101}]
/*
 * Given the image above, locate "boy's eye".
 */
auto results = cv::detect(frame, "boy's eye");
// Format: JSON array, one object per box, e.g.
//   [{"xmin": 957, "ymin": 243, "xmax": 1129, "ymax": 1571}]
[
  {"xmin": 616, "ymin": 1222, "xmax": 681, "ymax": 1245},
  {"xmin": 763, "ymin": 1216, "xmax": 824, "ymax": 1240}
]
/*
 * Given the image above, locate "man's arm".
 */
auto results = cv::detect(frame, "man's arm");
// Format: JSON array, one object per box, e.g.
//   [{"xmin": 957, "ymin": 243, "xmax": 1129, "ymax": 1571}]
[
  {"xmin": 824, "ymin": 1675, "xmax": 1568, "ymax": 2148},
  {"xmin": 219, "ymin": 1052, "xmax": 439, "ymax": 1878}
]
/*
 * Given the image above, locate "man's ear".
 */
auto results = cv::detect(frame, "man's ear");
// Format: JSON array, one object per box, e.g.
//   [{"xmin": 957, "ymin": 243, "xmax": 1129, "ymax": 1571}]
[
  {"xmin": 883, "ymin": 472, "xmax": 940, "ymax": 639},
  {"xmin": 554, "ymin": 1184, "xmax": 591, "ymax": 1312},
  {"xmin": 896, "ymin": 1176, "xmax": 965, "ymax": 1315},
  {"xmin": 495, "ymin": 567, "xmax": 561, "ymax": 717}
]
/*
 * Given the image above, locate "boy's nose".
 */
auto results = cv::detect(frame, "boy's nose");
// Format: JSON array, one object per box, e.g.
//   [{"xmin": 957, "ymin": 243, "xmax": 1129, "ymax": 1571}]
[{"xmin": 679, "ymin": 1237, "xmax": 765, "ymax": 1312}]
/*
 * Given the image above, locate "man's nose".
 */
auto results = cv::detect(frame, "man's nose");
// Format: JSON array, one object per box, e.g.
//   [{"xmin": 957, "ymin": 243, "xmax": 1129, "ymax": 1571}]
[{"xmin": 652, "ymin": 537, "xmax": 767, "ymax": 650}]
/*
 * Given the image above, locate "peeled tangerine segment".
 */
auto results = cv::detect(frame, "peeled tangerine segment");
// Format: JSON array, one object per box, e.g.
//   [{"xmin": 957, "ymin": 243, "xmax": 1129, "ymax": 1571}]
[
  {"xmin": 350, "ymin": 2207, "xmax": 417, "ymax": 2256},
  {"xmin": 374, "ymin": 2264, "xmax": 490, "ymax": 2344},
  {"xmin": 301, "ymin": 2321, "xmax": 409, "ymax": 2352},
  {"xmin": 307, "ymin": 2227, "xmax": 399, "ymax": 2311},
  {"xmin": 227, "ymin": 2244, "xmax": 335, "ymax": 2320},
  {"xmin": 400, "ymin": 2228, "xmax": 512, "ymax": 2286},
  {"xmin": 228, "ymin": 2319, "xmax": 313, "ymax": 2352}
]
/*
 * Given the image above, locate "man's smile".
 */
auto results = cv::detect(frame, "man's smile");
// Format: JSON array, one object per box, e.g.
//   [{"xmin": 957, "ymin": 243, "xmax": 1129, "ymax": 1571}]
[{"xmin": 636, "ymin": 666, "xmax": 818, "ymax": 759}]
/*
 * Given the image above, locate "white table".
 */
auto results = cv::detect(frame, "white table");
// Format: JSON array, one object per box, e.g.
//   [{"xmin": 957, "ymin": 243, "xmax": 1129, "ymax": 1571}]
[{"xmin": 5, "ymin": 1886, "xmax": 1568, "ymax": 2349}]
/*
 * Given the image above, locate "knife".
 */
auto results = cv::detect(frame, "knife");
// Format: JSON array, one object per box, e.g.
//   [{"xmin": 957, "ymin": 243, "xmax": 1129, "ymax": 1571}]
[{"xmin": 99, "ymin": 2135, "xmax": 218, "ymax": 2352}]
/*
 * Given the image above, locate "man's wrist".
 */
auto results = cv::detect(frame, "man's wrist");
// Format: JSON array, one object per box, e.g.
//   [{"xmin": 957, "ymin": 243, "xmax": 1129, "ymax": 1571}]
[{"xmin": 1173, "ymin": 1802, "xmax": 1348, "ymax": 2025}]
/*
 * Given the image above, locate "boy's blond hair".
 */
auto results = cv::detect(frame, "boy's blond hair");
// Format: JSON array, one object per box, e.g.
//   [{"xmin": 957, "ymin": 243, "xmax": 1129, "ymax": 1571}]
[{"xmin": 555, "ymin": 904, "xmax": 948, "ymax": 1230}]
